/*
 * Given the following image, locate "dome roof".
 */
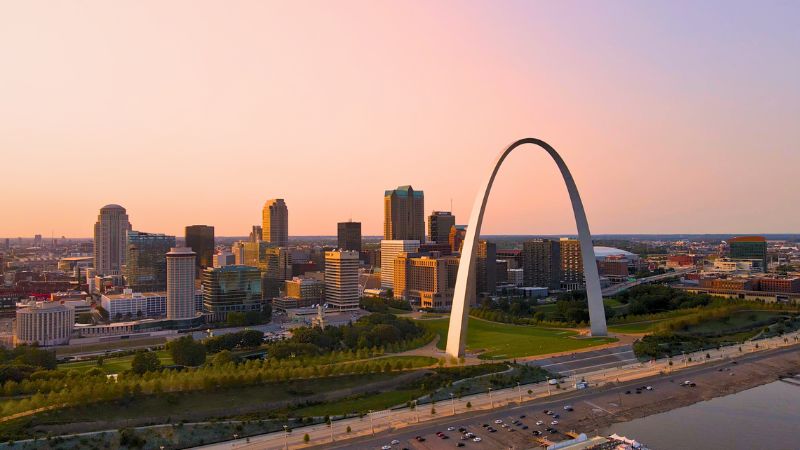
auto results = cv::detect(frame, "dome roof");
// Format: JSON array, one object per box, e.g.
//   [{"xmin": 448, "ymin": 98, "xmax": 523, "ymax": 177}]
[
  {"xmin": 593, "ymin": 246, "xmax": 639, "ymax": 260},
  {"xmin": 101, "ymin": 204, "xmax": 126, "ymax": 210}
]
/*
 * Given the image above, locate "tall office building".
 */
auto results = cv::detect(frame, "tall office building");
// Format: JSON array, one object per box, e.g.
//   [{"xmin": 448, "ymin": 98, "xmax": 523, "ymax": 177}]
[
  {"xmin": 324, "ymin": 250, "xmax": 360, "ymax": 311},
  {"xmin": 449, "ymin": 225, "xmax": 467, "ymax": 253},
  {"xmin": 249, "ymin": 225, "xmax": 263, "ymax": 243},
  {"xmin": 124, "ymin": 231, "xmax": 176, "ymax": 292},
  {"xmin": 14, "ymin": 302, "xmax": 75, "ymax": 346},
  {"xmin": 202, "ymin": 265, "xmax": 263, "ymax": 322},
  {"xmin": 337, "ymin": 221, "xmax": 362, "ymax": 252},
  {"xmin": 262, "ymin": 199, "xmax": 288, "ymax": 246},
  {"xmin": 428, "ymin": 211, "xmax": 455, "ymax": 244},
  {"xmin": 380, "ymin": 240, "xmax": 420, "ymax": 289},
  {"xmin": 522, "ymin": 239, "xmax": 561, "ymax": 290},
  {"xmin": 93, "ymin": 204, "xmax": 132, "ymax": 276},
  {"xmin": 166, "ymin": 247, "xmax": 196, "ymax": 320},
  {"xmin": 559, "ymin": 238, "xmax": 584, "ymax": 290},
  {"xmin": 384, "ymin": 186, "xmax": 425, "ymax": 242},
  {"xmin": 476, "ymin": 240, "xmax": 497, "ymax": 295},
  {"xmin": 729, "ymin": 236, "xmax": 768, "ymax": 271},
  {"xmin": 261, "ymin": 246, "xmax": 292, "ymax": 299},
  {"xmin": 394, "ymin": 253, "xmax": 451, "ymax": 309},
  {"xmin": 185, "ymin": 225, "xmax": 215, "ymax": 273}
]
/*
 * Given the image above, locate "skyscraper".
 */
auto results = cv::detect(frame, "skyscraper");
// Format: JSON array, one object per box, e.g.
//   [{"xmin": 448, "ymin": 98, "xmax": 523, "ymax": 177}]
[
  {"xmin": 476, "ymin": 240, "xmax": 497, "ymax": 295},
  {"xmin": 428, "ymin": 211, "xmax": 455, "ymax": 244},
  {"xmin": 324, "ymin": 250, "xmax": 360, "ymax": 311},
  {"xmin": 262, "ymin": 199, "xmax": 288, "ymax": 246},
  {"xmin": 337, "ymin": 221, "xmax": 362, "ymax": 252},
  {"xmin": 261, "ymin": 246, "xmax": 292, "ymax": 299},
  {"xmin": 384, "ymin": 186, "xmax": 425, "ymax": 242},
  {"xmin": 249, "ymin": 225, "xmax": 263, "ymax": 243},
  {"xmin": 166, "ymin": 247, "xmax": 196, "ymax": 320},
  {"xmin": 449, "ymin": 225, "xmax": 467, "ymax": 253},
  {"xmin": 393, "ymin": 253, "xmax": 451, "ymax": 309},
  {"xmin": 185, "ymin": 225, "xmax": 214, "ymax": 273},
  {"xmin": 522, "ymin": 239, "xmax": 561, "ymax": 290},
  {"xmin": 94, "ymin": 204, "xmax": 132, "ymax": 276},
  {"xmin": 380, "ymin": 240, "xmax": 420, "ymax": 289},
  {"xmin": 124, "ymin": 231, "xmax": 176, "ymax": 292}
]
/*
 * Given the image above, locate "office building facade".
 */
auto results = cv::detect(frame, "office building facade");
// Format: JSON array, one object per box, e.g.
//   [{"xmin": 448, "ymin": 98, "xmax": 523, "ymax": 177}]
[
  {"xmin": 124, "ymin": 231, "xmax": 175, "ymax": 292},
  {"xmin": 202, "ymin": 266, "xmax": 264, "ymax": 322},
  {"xmin": 93, "ymin": 204, "xmax": 132, "ymax": 276},
  {"xmin": 337, "ymin": 221, "xmax": 362, "ymax": 252},
  {"xmin": 729, "ymin": 236, "xmax": 767, "ymax": 271},
  {"xmin": 394, "ymin": 253, "xmax": 452, "ymax": 309},
  {"xmin": 476, "ymin": 240, "xmax": 497, "ymax": 295},
  {"xmin": 262, "ymin": 199, "xmax": 289, "ymax": 246},
  {"xmin": 559, "ymin": 238, "xmax": 584, "ymax": 290},
  {"xmin": 185, "ymin": 225, "xmax": 215, "ymax": 273},
  {"xmin": 380, "ymin": 240, "xmax": 420, "ymax": 289},
  {"xmin": 324, "ymin": 250, "xmax": 360, "ymax": 311},
  {"xmin": 384, "ymin": 185, "xmax": 425, "ymax": 242},
  {"xmin": 428, "ymin": 211, "xmax": 455, "ymax": 244},
  {"xmin": 14, "ymin": 302, "xmax": 75, "ymax": 346},
  {"xmin": 522, "ymin": 239, "xmax": 561, "ymax": 290}
]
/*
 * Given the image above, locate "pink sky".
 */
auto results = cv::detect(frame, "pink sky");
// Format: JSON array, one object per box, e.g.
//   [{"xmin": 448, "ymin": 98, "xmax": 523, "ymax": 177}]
[{"xmin": 1, "ymin": 1, "xmax": 799, "ymax": 237}]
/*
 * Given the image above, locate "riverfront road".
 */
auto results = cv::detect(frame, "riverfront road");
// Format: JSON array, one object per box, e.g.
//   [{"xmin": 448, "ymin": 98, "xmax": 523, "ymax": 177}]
[{"xmin": 316, "ymin": 344, "xmax": 800, "ymax": 450}]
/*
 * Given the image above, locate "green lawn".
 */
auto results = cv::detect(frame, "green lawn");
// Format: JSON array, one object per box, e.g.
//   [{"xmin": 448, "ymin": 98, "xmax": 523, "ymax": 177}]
[
  {"xmin": 58, "ymin": 350, "xmax": 173, "ymax": 373},
  {"xmin": 422, "ymin": 317, "xmax": 616, "ymax": 359},
  {"xmin": 609, "ymin": 320, "xmax": 667, "ymax": 334},
  {"xmin": 370, "ymin": 355, "xmax": 436, "ymax": 367}
]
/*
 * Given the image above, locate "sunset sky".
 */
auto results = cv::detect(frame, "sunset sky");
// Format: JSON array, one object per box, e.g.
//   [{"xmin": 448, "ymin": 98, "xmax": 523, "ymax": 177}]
[{"xmin": 2, "ymin": 1, "xmax": 799, "ymax": 238}]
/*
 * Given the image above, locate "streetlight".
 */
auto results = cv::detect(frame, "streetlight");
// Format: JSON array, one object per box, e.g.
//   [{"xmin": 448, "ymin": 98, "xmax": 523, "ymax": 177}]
[
  {"xmin": 545, "ymin": 377, "xmax": 551, "ymax": 396},
  {"xmin": 329, "ymin": 420, "xmax": 334, "ymax": 443},
  {"xmin": 488, "ymin": 387, "xmax": 493, "ymax": 408},
  {"xmin": 283, "ymin": 425, "xmax": 289, "ymax": 450},
  {"xmin": 413, "ymin": 400, "xmax": 419, "ymax": 423},
  {"xmin": 450, "ymin": 393, "xmax": 456, "ymax": 415},
  {"xmin": 517, "ymin": 382, "xmax": 522, "ymax": 403},
  {"xmin": 368, "ymin": 410, "xmax": 375, "ymax": 436}
]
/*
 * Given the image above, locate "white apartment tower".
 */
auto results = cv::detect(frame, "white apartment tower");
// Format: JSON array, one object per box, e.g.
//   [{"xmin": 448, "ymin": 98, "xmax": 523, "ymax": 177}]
[
  {"xmin": 324, "ymin": 250, "xmax": 360, "ymax": 311},
  {"xmin": 93, "ymin": 204, "xmax": 131, "ymax": 276},
  {"xmin": 166, "ymin": 247, "xmax": 196, "ymax": 320}
]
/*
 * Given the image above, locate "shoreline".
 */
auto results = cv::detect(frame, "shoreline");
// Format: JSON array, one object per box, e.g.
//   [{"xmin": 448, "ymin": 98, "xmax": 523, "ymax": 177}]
[{"xmin": 561, "ymin": 346, "xmax": 800, "ymax": 437}]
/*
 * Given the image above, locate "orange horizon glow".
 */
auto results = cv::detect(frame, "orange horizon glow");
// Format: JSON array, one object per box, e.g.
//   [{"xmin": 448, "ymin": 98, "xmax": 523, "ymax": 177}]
[{"xmin": 2, "ymin": 1, "xmax": 799, "ymax": 238}]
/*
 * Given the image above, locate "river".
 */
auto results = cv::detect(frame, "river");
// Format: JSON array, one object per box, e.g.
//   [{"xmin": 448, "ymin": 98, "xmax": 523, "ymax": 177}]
[{"xmin": 601, "ymin": 379, "xmax": 800, "ymax": 450}]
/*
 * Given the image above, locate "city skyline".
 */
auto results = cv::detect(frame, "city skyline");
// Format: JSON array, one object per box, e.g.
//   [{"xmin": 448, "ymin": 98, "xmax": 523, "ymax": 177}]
[{"xmin": 2, "ymin": 1, "xmax": 800, "ymax": 237}]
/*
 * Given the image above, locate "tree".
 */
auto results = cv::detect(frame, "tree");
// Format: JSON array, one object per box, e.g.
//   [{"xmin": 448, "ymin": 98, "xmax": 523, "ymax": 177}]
[
  {"xmin": 212, "ymin": 350, "xmax": 235, "ymax": 366},
  {"xmin": 303, "ymin": 434, "xmax": 310, "ymax": 443},
  {"xmin": 131, "ymin": 351, "xmax": 161, "ymax": 374},
  {"xmin": 168, "ymin": 336, "xmax": 207, "ymax": 366},
  {"xmin": 466, "ymin": 401, "xmax": 472, "ymax": 408},
  {"xmin": 346, "ymin": 426, "xmax": 351, "ymax": 433}
]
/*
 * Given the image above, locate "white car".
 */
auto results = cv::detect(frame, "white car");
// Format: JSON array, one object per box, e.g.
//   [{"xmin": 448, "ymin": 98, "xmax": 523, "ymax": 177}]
[
  {"xmin": 390, "ymin": 440, "xmax": 400, "ymax": 445},
  {"xmin": 551, "ymin": 420, "xmax": 559, "ymax": 425},
  {"xmin": 536, "ymin": 420, "xmax": 544, "ymax": 425},
  {"xmin": 645, "ymin": 386, "xmax": 653, "ymax": 390},
  {"xmin": 494, "ymin": 419, "xmax": 503, "ymax": 424},
  {"xmin": 473, "ymin": 437, "xmax": 482, "ymax": 442},
  {"xmin": 381, "ymin": 446, "xmax": 391, "ymax": 450},
  {"xmin": 447, "ymin": 426, "xmax": 455, "ymax": 431}
]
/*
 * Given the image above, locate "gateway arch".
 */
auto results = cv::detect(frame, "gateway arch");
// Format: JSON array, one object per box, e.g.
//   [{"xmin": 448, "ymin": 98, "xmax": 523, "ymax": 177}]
[{"xmin": 445, "ymin": 138, "xmax": 608, "ymax": 358}]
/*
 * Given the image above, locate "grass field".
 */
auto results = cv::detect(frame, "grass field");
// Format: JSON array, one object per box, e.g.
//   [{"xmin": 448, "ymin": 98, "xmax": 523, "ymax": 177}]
[
  {"xmin": 58, "ymin": 350, "xmax": 173, "ymax": 373},
  {"xmin": 422, "ymin": 317, "xmax": 616, "ymax": 359},
  {"xmin": 609, "ymin": 320, "xmax": 668, "ymax": 334},
  {"xmin": 54, "ymin": 336, "xmax": 167, "ymax": 356},
  {"xmin": 371, "ymin": 355, "xmax": 437, "ymax": 367}
]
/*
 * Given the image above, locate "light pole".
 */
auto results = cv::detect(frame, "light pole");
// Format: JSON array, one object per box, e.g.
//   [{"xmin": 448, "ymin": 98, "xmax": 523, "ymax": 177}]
[
  {"xmin": 546, "ymin": 378, "xmax": 551, "ymax": 396},
  {"xmin": 450, "ymin": 393, "xmax": 456, "ymax": 415},
  {"xmin": 283, "ymin": 425, "xmax": 289, "ymax": 450},
  {"xmin": 329, "ymin": 420, "xmax": 334, "ymax": 443},
  {"xmin": 517, "ymin": 382, "xmax": 522, "ymax": 403},
  {"xmin": 368, "ymin": 410, "xmax": 375, "ymax": 436},
  {"xmin": 413, "ymin": 400, "xmax": 419, "ymax": 423},
  {"xmin": 488, "ymin": 387, "xmax": 493, "ymax": 408}
]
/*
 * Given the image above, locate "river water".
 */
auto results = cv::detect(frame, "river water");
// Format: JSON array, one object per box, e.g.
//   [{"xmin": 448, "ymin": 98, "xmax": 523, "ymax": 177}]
[{"xmin": 601, "ymin": 380, "xmax": 800, "ymax": 450}]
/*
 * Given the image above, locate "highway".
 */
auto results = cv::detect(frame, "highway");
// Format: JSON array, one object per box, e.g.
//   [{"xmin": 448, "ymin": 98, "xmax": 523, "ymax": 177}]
[{"xmin": 601, "ymin": 268, "xmax": 695, "ymax": 297}]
